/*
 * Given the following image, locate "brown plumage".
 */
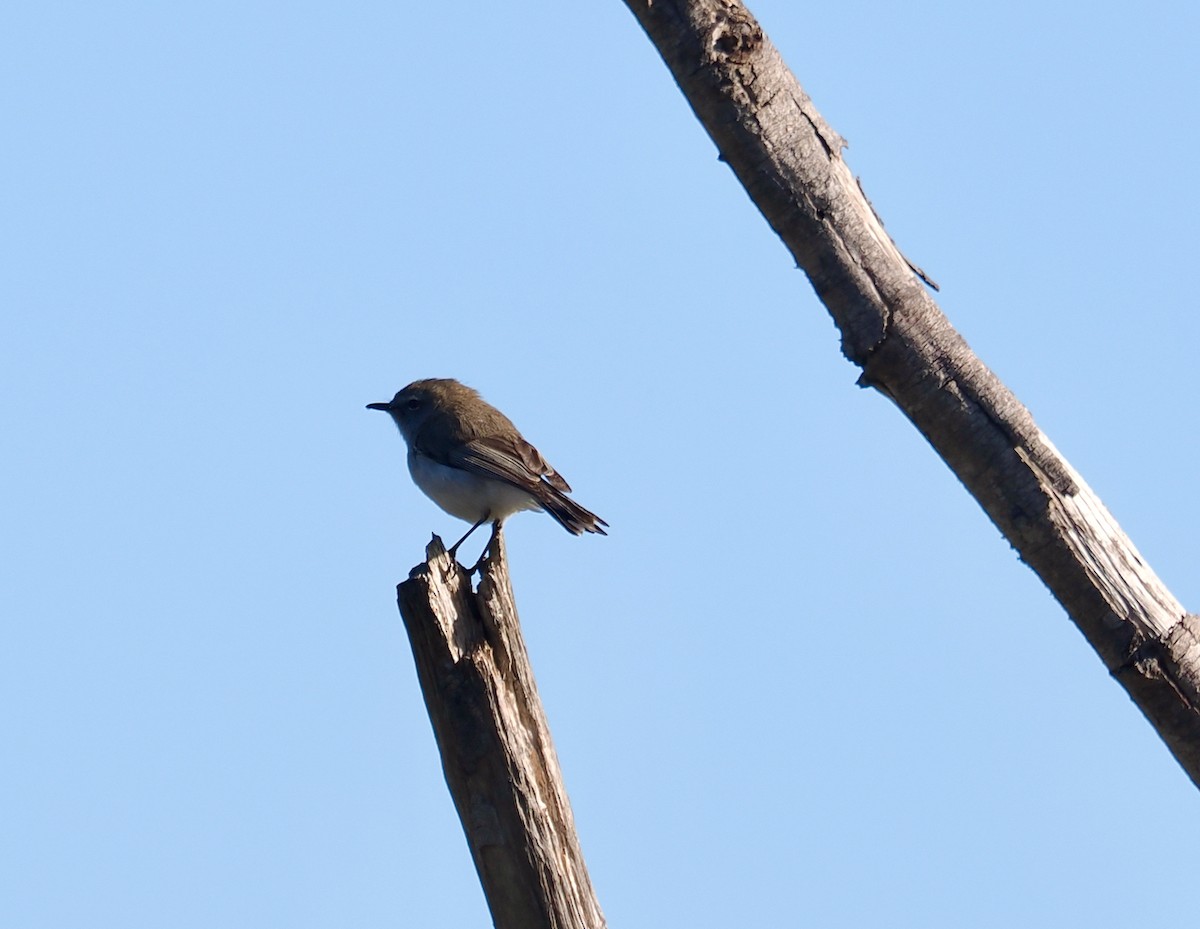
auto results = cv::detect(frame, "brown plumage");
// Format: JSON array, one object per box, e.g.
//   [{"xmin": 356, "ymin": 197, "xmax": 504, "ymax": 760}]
[{"xmin": 368, "ymin": 378, "xmax": 608, "ymax": 539}]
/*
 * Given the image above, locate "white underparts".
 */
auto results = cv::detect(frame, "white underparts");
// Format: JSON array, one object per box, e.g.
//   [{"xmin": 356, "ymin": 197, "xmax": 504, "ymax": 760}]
[{"xmin": 408, "ymin": 450, "xmax": 541, "ymax": 523}]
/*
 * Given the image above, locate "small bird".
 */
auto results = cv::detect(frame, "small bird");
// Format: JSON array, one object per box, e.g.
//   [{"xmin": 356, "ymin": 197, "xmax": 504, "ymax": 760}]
[{"xmin": 367, "ymin": 378, "xmax": 607, "ymax": 568}]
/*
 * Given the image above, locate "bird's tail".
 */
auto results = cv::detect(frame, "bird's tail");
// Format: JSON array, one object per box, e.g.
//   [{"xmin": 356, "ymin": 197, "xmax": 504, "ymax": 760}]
[{"xmin": 536, "ymin": 484, "xmax": 608, "ymax": 536}]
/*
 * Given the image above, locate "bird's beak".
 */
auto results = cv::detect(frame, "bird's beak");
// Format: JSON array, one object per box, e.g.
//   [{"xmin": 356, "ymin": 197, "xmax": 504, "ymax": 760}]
[{"xmin": 366, "ymin": 402, "xmax": 393, "ymax": 412}]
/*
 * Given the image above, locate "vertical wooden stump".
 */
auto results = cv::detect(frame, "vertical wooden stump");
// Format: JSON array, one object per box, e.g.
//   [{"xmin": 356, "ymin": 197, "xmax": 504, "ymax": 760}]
[{"xmin": 396, "ymin": 533, "xmax": 605, "ymax": 929}]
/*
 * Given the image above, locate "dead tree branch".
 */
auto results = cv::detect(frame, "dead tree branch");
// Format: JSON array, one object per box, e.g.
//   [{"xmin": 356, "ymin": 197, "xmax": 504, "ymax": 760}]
[
  {"xmin": 396, "ymin": 533, "xmax": 605, "ymax": 929},
  {"xmin": 619, "ymin": 0, "xmax": 1200, "ymax": 785}
]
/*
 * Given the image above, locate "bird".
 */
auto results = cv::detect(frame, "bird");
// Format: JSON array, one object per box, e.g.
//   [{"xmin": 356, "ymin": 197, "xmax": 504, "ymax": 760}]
[{"xmin": 367, "ymin": 378, "xmax": 607, "ymax": 569}]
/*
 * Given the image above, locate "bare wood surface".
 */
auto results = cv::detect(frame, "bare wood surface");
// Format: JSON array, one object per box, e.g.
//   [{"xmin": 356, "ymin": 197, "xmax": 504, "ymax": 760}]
[
  {"xmin": 620, "ymin": 0, "xmax": 1200, "ymax": 784},
  {"xmin": 396, "ymin": 532, "xmax": 605, "ymax": 929}
]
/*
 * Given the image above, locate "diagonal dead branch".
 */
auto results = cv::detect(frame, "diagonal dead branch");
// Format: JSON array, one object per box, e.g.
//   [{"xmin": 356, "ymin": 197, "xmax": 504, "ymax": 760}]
[{"xmin": 620, "ymin": 0, "xmax": 1200, "ymax": 786}]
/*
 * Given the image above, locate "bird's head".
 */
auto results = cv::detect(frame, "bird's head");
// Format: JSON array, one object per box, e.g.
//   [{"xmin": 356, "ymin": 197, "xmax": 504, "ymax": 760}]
[{"xmin": 366, "ymin": 378, "xmax": 477, "ymax": 444}]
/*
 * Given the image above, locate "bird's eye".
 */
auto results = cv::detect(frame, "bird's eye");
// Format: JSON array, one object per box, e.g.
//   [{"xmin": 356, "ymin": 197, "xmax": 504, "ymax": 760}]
[{"xmin": 406, "ymin": 397, "xmax": 421, "ymax": 411}]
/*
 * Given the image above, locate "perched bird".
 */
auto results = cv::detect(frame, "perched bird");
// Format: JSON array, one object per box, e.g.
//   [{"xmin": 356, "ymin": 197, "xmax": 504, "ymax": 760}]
[{"xmin": 367, "ymin": 378, "xmax": 607, "ymax": 567}]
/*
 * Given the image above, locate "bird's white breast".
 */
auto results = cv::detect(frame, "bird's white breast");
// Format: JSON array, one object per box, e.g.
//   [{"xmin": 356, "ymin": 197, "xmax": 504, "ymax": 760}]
[{"xmin": 407, "ymin": 450, "xmax": 540, "ymax": 523}]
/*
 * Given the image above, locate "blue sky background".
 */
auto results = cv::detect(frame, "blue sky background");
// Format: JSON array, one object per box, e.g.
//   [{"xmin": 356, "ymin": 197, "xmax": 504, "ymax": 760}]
[{"xmin": 4, "ymin": 2, "xmax": 1199, "ymax": 926}]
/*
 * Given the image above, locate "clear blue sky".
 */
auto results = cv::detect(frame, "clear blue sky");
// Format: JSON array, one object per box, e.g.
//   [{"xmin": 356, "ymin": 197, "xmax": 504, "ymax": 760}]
[{"xmin": 4, "ymin": 2, "xmax": 1198, "ymax": 926}]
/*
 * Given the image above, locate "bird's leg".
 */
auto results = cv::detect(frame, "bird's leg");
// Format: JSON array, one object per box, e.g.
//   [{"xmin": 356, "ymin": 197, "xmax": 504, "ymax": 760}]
[
  {"xmin": 463, "ymin": 520, "xmax": 503, "ymax": 575},
  {"xmin": 447, "ymin": 514, "xmax": 490, "ymax": 561}
]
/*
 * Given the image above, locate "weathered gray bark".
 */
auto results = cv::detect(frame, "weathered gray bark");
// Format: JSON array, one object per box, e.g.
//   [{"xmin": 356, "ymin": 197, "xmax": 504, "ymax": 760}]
[
  {"xmin": 396, "ymin": 533, "xmax": 605, "ymax": 929},
  {"xmin": 620, "ymin": 0, "xmax": 1200, "ymax": 785}
]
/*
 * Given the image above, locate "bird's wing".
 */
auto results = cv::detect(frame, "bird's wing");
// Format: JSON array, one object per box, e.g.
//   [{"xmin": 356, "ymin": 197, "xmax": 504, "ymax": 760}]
[{"xmin": 445, "ymin": 434, "xmax": 573, "ymax": 494}]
